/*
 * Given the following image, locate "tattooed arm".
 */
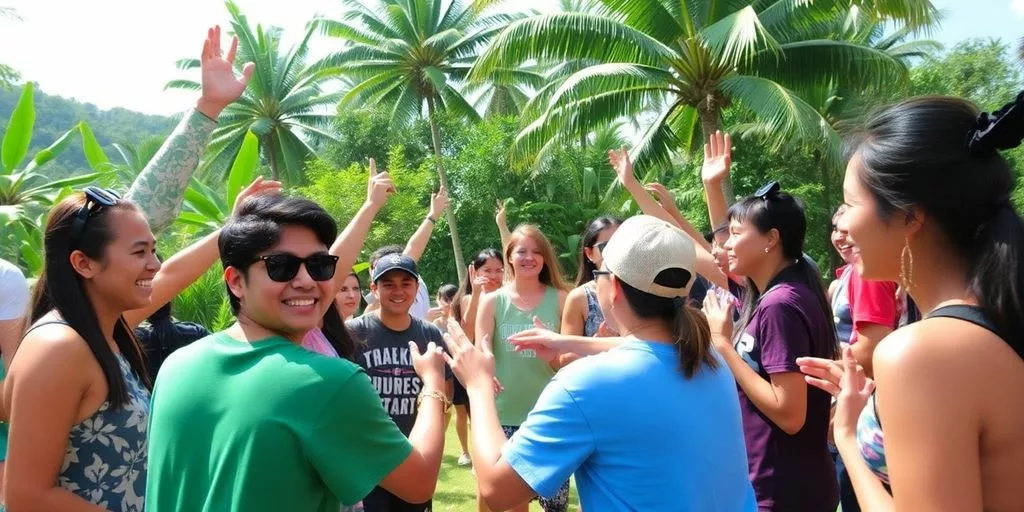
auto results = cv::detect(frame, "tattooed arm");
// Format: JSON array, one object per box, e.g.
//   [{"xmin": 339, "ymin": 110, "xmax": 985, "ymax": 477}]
[{"xmin": 125, "ymin": 25, "xmax": 254, "ymax": 233}]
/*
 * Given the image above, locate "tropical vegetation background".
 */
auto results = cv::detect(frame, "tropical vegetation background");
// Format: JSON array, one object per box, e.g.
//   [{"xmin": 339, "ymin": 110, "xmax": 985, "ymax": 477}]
[{"xmin": 2, "ymin": 0, "xmax": 1022, "ymax": 331}]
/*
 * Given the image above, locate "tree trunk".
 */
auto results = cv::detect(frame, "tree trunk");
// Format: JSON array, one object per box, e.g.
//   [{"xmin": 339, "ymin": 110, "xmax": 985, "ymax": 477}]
[
  {"xmin": 817, "ymin": 149, "xmax": 842, "ymax": 275},
  {"xmin": 426, "ymin": 96, "xmax": 468, "ymax": 284},
  {"xmin": 264, "ymin": 133, "xmax": 281, "ymax": 181},
  {"xmin": 698, "ymin": 107, "xmax": 736, "ymax": 205}
]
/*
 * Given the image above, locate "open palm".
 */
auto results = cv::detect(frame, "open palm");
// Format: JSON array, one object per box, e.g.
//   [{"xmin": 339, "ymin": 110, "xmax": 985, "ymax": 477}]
[
  {"xmin": 701, "ymin": 131, "xmax": 732, "ymax": 184},
  {"xmin": 200, "ymin": 25, "xmax": 255, "ymax": 111}
]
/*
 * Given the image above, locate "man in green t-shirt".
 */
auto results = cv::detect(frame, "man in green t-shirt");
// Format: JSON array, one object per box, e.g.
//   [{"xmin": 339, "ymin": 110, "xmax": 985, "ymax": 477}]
[{"xmin": 146, "ymin": 195, "xmax": 450, "ymax": 512}]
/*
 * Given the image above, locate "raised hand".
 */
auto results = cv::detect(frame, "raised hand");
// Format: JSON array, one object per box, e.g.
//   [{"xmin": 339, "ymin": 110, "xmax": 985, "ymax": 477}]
[
  {"xmin": 429, "ymin": 186, "xmax": 449, "ymax": 220},
  {"xmin": 701, "ymin": 131, "xmax": 732, "ymax": 185},
  {"xmin": 469, "ymin": 264, "xmax": 488, "ymax": 295},
  {"xmin": 507, "ymin": 316, "xmax": 562, "ymax": 363},
  {"xmin": 799, "ymin": 347, "xmax": 874, "ymax": 439},
  {"xmin": 196, "ymin": 25, "xmax": 255, "ymax": 120},
  {"xmin": 495, "ymin": 199, "xmax": 507, "ymax": 228},
  {"xmin": 366, "ymin": 158, "xmax": 396, "ymax": 207},
  {"xmin": 231, "ymin": 176, "xmax": 282, "ymax": 216},
  {"xmin": 444, "ymin": 317, "xmax": 497, "ymax": 391},
  {"xmin": 702, "ymin": 290, "xmax": 735, "ymax": 353},
  {"xmin": 644, "ymin": 182, "xmax": 677, "ymax": 210},
  {"xmin": 608, "ymin": 148, "xmax": 637, "ymax": 187},
  {"xmin": 409, "ymin": 340, "xmax": 447, "ymax": 390}
]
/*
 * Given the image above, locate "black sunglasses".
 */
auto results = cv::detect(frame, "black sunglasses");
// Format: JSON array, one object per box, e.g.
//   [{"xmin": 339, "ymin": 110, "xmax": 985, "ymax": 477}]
[
  {"xmin": 594, "ymin": 241, "xmax": 608, "ymax": 252},
  {"xmin": 253, "ymin": 253, "xmax": 339, "ymax": 282},
  {"xmin": 754, "ymin": 181, "xmax": 781, "ymax": 200},
  {"xmin": 592, "ymin": 269, "xmax": 613, "ymax": 280},
  {"xmin": 70, "ymin": 187, "xmax": 121, "ymax": 247}
]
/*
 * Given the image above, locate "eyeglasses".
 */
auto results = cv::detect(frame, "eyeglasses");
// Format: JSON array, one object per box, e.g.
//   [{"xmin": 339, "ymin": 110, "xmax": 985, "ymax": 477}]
[
  {"xmin": 754, "ymin": 181, "xmax": 781, "ymax": 200},
  {"xmin": 70, "ymin": 187, "xmax": 121, "ymax": 247},
  {"xmin": 594, "ymin": 241, "xmax": 608, "ymax": 252},
  {"xmin": 592, "ymin": 269, "xmax": 613, "ymax": 280},
  {"xmin": 253, "ymin": 253, "xmax": 339, "ymax": 282}
]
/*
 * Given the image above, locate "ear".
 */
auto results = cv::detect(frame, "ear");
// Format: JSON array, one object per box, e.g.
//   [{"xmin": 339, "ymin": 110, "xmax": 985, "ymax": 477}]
[
  {"xmin": 69, "ymin": 250, "xmax": 102, "ymax": 279},
  {"xmin": 582, "ymin": 246, "xmax": 596, "ymax": 263},
  {"xmin": 370, "ymin": 281, "xmax": 379, "ymax": 296},
  {"xmin": 901, "ymin": 207, "xmax": 925, "ymax": 239},
  {"xmin": 608, "ymin": 274, "xmax": 624, "ymax": 304},
  {"xmin": 224, "ymin": 266, "xmax": 247, "ymax": 304},
  {"xmin": 766, "ymin": 228, "xmax": 782, "ymax": 251}
]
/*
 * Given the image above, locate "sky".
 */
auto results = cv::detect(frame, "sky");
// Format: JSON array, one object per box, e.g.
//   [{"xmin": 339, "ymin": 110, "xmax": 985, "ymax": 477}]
[{"xmin": 0, "ymin": 0, "xmax": 1020, "ymax": 116}]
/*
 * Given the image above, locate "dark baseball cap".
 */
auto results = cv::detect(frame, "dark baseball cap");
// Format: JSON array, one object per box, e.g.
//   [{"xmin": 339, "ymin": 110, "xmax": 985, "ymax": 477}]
[{"xmin": 371, "ymin": 253, "xmax": 420, "ymax": 282}]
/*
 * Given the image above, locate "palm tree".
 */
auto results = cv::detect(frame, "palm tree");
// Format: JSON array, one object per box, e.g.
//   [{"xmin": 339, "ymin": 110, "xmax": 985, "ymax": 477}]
[
  {"xmin": 312, "ymin": 0, "xmax": 519, "ymax": 282},
  {"xmin": 166, "ymin": 0, "xmax": 341, "ymax": 183},
  {"xmin": 470, "ymin": 0, "xmax": 937, "ymax": 201}
]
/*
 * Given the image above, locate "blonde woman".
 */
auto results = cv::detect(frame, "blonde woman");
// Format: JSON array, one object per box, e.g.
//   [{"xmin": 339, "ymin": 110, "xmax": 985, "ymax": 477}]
[{"xmin": 474, "ymin": 225, "xmax": 570, "ymax": 512}]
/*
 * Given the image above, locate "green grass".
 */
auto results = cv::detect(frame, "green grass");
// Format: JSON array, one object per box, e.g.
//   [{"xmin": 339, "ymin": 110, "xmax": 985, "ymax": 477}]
[{"xmin": 432, "ymin": 419, "xmax": 580, "ymax": 512}]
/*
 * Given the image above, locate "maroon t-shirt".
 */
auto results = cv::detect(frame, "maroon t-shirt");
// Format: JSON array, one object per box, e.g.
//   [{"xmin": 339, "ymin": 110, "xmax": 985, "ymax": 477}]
[{"xmin": 734, "ymin": 273, "xmax": 838, "ymax": 511}]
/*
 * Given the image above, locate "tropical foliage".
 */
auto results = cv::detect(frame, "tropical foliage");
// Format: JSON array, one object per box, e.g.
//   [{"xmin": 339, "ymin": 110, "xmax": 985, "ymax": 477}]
[{"xmin": 167, "ymin": 0, "xmax": 340, "ymax": 183}]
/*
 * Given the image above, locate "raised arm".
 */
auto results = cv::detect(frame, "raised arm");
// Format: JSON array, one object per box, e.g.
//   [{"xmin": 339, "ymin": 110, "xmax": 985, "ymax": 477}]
[
  {"xmin": 645, "ymin": 182, "xmax": 712, "ymax": 253},
  {"xmin": 460, "ymin": 265, "xmax": 488, "ymax": 341},
  {"xmin": 609, "ymin": 150, "xmax": 729, "ymax": 289},
  {"xmin": 701, "ymin": 131, "xmax": 732, "ymax": 232},
  {"xmin": 330, "ymin": 158, "xmax": 394, "ymax": 280},
  {"xmin": 495, "ymin": 200, "xmax": 512, "ymax": 253},
  {"xmin": 123, "ymin": 178, "xmax": 280, "ymax": 329},
  {"xmin": 404, "ymin": 187, "xmax": 448, "ymax": 263},
  {"xmin": 125, "ymin": 25, "xmax": 254, "ymax": 234}
]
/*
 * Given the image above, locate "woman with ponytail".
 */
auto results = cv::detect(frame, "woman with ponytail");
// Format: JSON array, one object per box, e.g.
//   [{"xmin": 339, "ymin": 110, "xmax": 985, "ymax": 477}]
[
  {"xmin": 703, "ymin": 182, "xmax": 840, "ymax": 511},
  {"xmin": 800, "ymin": 94, "xmax": 1024, "ymax": 510},
  {"xmin": 446, "ymin": 215, "xmax": 755, "ymax": 511}
]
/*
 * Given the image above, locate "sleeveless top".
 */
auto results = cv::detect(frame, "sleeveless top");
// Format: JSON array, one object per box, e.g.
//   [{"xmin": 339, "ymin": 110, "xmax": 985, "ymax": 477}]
[
  {"xmin": 831, "ymin": 265, "xmax": 854, "ymax": 344},
  {"xmin": 492, "ymin": 286, "xmax": 560, "ymax": 426},
  {"xmin": 24, "ymin": 320, "xmax": 151, "ymax": 511},
  {"xmin": 856, "ymin": 305, "xmax": 1009, "ymax": 486},
  {"xmin": 582, "ymin": 285, "xmax": 604, "ymax": 337}
]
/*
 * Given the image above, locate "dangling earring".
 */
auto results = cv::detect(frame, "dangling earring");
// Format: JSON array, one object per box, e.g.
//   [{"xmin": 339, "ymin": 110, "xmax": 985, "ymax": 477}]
[{"xmin": 900, "ymin": 237, "xmax": 914, "ymax": 291}]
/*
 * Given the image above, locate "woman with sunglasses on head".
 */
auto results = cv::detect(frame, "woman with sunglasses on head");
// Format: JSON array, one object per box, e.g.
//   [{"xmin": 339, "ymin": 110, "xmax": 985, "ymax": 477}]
[
  {"xmin": 474, "ymin": 225, "xmax": 571, "ymax": 512},
  {"xmin": 0, "ymin": 178, "xmax": 276, "ymax": 511},
  {"xmin": 702, "ymin": 182, "xmax": 840, "ymax": 512},
  {"xmin": 560, "ymin": 217, "xmax": 622, "ymax": 339},
  {"xmin": 799, "ymin": 94, "xmax": 1024, "ymax": 511}
]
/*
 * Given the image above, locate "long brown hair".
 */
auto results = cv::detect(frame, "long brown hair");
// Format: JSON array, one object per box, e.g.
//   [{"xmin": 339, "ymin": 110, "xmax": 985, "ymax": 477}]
[
  {"xmin": 505, "ymin": 224, "xmax": 570, "ymax": 291},
  {"xmin": 30, "ymin": 193, "xmax": 152, "ymax": 407}
]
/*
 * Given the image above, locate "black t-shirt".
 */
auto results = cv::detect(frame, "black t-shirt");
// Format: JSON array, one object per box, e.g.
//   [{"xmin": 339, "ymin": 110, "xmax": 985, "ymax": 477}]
[
  {"xmin": 347, "ymin": 314, "xmax": 451, "ymax": 435},
  {"xmin": 135, "ymin": 319, "xmax": 210, "ymax": 377}
]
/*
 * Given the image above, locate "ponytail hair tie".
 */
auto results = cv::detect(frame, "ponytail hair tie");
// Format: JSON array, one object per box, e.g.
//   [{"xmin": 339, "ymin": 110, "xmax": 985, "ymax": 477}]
[{"xmin": 967, "ymin": 90, "xmax": 1024, "ymax": 156}]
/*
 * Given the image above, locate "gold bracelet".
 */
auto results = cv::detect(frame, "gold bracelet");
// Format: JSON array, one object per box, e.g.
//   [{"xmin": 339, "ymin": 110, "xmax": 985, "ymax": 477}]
[{"xmin": 417, "ymin": 389, "xmax": 452, "ymax": 413}]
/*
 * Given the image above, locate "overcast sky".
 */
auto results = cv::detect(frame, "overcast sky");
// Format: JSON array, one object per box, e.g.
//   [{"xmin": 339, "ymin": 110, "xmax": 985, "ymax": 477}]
[{"xmin": 0, "ymin": 0, "xmax": 1020, "ymax": 116}]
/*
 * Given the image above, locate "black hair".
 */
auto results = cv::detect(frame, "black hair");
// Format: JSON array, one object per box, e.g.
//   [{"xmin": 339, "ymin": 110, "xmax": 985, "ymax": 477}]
[
  {"xmin": 219, "ymin": 195, "xmax": 339, "ymax": 314},
  {"xmin": 727, "ymin": 190, "xmax": 839, "ymax": 356},
  {"xmin": 321, "ymin": 301, "xmax": 357, "ymax": 361},
  {"xmin": 574, "ymin": 216, "xmax": 623, "ymax": 287},
  {"xmin": 370, "ymin": 244, "xmax": 404, "ymax": 269},
  {"xmin": 618, "ymin": 269, "xmax": 716, "ymax": 378},
  {"xmin": 437, "ymin": 284, "xmax": 458, "ymax": 304},
  {"xmin": 848, "ymin": 95, "xmax": 1024, "ymax": 353},
  {"xmin": 30, "ymin": 193, "xmax": 152, "ymax": 407},
  {"xmin": 454, "ymin": 248, "xmax": 504, "ymax": 323}
]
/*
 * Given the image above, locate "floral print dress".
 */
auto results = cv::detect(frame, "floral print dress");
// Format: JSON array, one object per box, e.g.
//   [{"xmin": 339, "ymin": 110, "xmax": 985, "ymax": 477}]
[{"xmin": 59, "ymin": 354, "xmax": 150, "ymax": 511}]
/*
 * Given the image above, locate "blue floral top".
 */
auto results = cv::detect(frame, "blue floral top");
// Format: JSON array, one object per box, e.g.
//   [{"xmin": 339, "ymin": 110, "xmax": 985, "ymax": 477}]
[
  {"xmin": 583, "ymin": 285, "xmax": 604, "ymax": 337},
  {"xmin": 59, "ymin": 353, "xmax": 150, "ymax": 511}
]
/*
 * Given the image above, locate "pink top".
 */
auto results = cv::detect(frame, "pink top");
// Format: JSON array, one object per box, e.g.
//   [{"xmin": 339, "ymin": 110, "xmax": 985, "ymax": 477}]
[{"xmin": 301, "ymin": 328, "xmax": 338, "ymax": 358}]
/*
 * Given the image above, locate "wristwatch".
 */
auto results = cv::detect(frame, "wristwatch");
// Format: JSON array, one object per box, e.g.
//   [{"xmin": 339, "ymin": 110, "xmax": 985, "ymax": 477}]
[{"xmin": 426, "ymin": 215, "xmax": 437, "ymax": 224}]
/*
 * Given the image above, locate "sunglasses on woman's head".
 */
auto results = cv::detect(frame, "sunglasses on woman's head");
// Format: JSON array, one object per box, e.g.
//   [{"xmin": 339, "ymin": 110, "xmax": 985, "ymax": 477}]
[
  {"xmin": 70, "ymin": 187, "xmax": 122, "ymax": 247},
  {"xmin": 253, "ymin": 253, "xmax": 339, "ymax": 282}
]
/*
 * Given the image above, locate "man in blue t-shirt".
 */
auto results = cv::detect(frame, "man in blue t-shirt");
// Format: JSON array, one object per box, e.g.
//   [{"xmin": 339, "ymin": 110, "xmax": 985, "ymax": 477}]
[{"xmin": 443, "ymin": 215, "xmax": 756, "ymax": 512}]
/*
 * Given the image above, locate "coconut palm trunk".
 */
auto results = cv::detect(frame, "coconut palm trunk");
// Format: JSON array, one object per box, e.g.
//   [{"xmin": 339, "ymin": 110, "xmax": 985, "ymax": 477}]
[{"xmin": 426, "ymin": 95, "xmax": 467, "ymax": 283}]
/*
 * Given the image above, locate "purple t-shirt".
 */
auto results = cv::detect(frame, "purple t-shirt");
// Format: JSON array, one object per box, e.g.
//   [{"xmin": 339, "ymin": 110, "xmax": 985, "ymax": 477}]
[{"xmin": 735, "ymin": 276, "xmax": 838, "ymax": 511}]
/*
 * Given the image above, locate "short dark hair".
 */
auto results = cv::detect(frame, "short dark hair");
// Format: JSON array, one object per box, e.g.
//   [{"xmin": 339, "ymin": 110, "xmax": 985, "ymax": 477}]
[
  {"xmin": 370, "ymin": 245, "xmax": 404, "ymax": 269},
  {"xmin": 219, "ymin": 195, "xmax": 338, "ymax": 313}
]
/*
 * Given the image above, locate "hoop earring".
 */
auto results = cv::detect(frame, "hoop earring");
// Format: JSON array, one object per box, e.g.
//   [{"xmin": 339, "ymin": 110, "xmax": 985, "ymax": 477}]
[{"xmin": 900, "ymin": 237, "xmax": 914, "ymax": 291}]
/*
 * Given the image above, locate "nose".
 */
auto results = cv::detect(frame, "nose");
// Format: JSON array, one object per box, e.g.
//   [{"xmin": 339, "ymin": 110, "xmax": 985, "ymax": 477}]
[
  {"xmin": 290, "ymin": 263, "xmax": 317, "ymax": 289},
  {"xmin": 147, "ymin": 252, "xmax": 162, "ymax": 272}
]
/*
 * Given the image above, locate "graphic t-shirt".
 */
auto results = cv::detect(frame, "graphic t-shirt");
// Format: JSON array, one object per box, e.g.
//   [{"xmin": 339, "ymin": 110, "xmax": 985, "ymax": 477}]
[
  {"xmin": 491, "ymin": 287, "xmax": 560, "ymax": 427},
  {"xmin": 735, "ymin": 268, "xmax": 838, "ymax": 511},
  {"xmin": 347, "ymin": 315, "xmax": 450, "ymax": 436},
  {"xmin": 147, "ymin": 332, "xmax": 412, "ymax": 512},
  {"xmin": 504, "ymin": 340, "xmax": 756, "ymax": 511}
]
